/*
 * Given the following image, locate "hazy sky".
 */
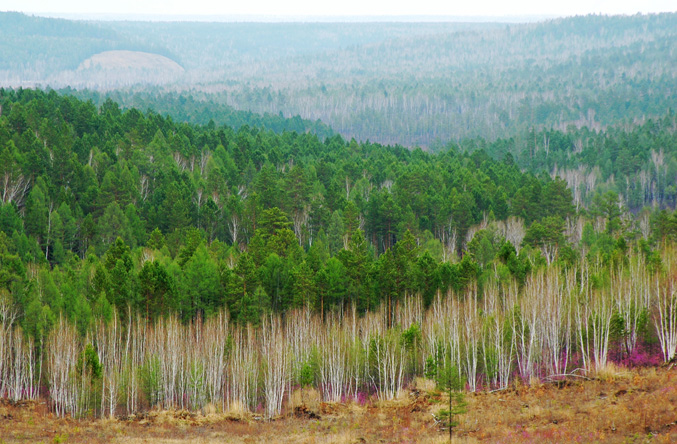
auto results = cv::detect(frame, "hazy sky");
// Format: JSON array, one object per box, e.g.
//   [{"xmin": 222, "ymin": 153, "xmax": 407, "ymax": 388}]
[{"xmin": 3, "ymin": 0, "xmax": 676, "ymax": 18}]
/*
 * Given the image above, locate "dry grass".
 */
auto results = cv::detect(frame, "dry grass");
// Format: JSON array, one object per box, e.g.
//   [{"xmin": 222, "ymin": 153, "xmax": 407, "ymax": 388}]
[
  {"xmin": 288, "ymin": 387, "xmax": 322, "ymax": 412},
  {"xmin": 1, "ymin": 366, "xmax": 676, "ymax": 443},
  {"xmin": 222, "ymin": 400, "xmax": 252, "ymax": 422},
  {"xmin": 593, "ymin": 362, "xmax": 633, "ymax": 383},
  {"xmin": 413, "ymin": 377, "xmax": 438, "ymax": 393}
]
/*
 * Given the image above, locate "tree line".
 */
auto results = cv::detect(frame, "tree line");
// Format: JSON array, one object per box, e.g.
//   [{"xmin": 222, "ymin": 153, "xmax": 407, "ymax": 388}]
[{"xmin": 1, "ymin": 248, "xmax": 675, "ymax": 419}]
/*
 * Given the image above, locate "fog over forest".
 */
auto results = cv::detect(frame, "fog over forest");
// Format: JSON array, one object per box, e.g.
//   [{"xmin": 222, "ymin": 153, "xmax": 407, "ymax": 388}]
[{"xmin": 2, "ymin": 12, "xmax": 675, "ymax": 145}]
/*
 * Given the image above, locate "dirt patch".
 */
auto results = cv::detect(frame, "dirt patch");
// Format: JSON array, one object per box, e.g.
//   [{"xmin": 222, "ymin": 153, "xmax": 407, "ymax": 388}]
[{"xmin": 293, "ymin": 404, "xmax": 321, "ymax": 419}]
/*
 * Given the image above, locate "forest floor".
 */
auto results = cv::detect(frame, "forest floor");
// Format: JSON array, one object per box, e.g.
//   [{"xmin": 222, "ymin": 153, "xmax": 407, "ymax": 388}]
[{"xmin": 1, "ymin": 365, "xmax": 676, "ymax": 444}]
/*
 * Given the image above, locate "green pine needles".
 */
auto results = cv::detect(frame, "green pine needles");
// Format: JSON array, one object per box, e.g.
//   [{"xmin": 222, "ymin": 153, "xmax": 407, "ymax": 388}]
[{"xmin": 434, "ymin": 358, "xmax": 468, "ymax": 441}]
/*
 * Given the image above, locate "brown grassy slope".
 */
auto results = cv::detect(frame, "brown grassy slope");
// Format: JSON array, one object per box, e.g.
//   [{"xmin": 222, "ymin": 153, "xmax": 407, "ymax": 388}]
[{"xmin": 1, "ymin": 366, "xmax": 676, "ymax": 444}]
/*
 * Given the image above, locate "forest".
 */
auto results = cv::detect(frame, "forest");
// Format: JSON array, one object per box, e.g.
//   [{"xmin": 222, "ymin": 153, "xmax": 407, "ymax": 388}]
[
  {"xmin": 1, "ymin": 88, "xmax": 677, "ymax": 423},
  {"xmin": 2, "ymin": 12, "xmax": 676, "ymax": 146}
]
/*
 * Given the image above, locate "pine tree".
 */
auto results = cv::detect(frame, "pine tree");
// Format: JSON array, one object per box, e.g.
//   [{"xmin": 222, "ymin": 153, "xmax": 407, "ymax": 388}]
[{"xmin": 435, "ymin": 357, "xmax": 468, "ymax": 441}]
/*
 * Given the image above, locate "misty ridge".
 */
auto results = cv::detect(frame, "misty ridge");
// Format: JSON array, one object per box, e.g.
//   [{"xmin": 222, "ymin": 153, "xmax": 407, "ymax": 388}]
[{"xmin": 2, "ymin": 11, "xmax": 675, "ymax": 146}]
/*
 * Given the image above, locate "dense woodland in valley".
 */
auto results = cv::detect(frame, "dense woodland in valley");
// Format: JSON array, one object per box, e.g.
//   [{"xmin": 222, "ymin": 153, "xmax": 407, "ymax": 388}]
[
  {"xmin": 0, "ymin": 87, "xmax": 573, "ymax": 327},
  {"xmin": 68, "ymin": 89, "xmax": 335, "ymax": 139},
  {"xmin": 1, "ymin": 88, "xmax": 677, "ymax": 420},
  {"xmin": 461, "ymin": 112, "xmax": 677, "ymax": 212},
  {"xmin": 1, "ymin": 10, "xmax": 677, "ymax": 425}
]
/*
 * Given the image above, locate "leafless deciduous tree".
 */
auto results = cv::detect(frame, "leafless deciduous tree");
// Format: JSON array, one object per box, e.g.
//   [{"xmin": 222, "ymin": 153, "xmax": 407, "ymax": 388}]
[
  {"xmin": 203, "ymin": 310, "xmax": 229, "ymax": 411},
  {"xmin": 1, "ymin": 171, "xmax": 30, "ymax": 208},
  {"xmin": 575, "ymin": 263, "xmax": 613, "ymax": 373},
  {"xmin": 0, "ymin": 294, "xmax": 18, "ymax": 398},
  {"xmin": 653, "ymin": 276, "xmax": 677, "ymax": 363},
  {"xmin": 96, "ymin": 314, "xmax": 122, "ymax": 418},
  {"xmin": 320, "ymin": 315, "xmax": 348, "ymax": 402},
  {"xmin": 261, "ymin": 316, "xmax": 288, "ymax": 418},
  {"xmin": 230, "ymin": 324, "xmax": 258, "ymax": 412},
  {"xmin": 124, "ymin": 310, "xmax": 146, "ymax": 415},
  {"xmin": 48, "ymin": 317, "xmax": 81, "ymax": 417},
  {"xmin": 461, "ymin": 292, "xmax": 480, "ymax": 392},
  {"xmin": 481, "ymin": 283, "xmax": 514, "ymax": 389},
  {"xmin": 7, "ymin": 249, "xmax": 677, "ymax": 418},
  {"xmin": 370, "ymin": 328, "xmax": 405, "ymax": 401}
]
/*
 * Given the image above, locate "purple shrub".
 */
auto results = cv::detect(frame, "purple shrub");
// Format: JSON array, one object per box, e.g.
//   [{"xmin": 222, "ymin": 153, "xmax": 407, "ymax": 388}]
[
  {"xmin": 355, "ymin": 390, "xmax": 369, "ymax": 405},
  {"xmin": 618, "ymin": 342, "xmax": 662, "ymax": 368}
]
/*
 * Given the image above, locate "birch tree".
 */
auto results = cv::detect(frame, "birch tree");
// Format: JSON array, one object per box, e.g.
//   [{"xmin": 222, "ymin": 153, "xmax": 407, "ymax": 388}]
[
  {"xmin": 48, "ymin": 317, "xmax": 81, "ymax": 417},
  {"xmin": 229, "ymin": 324, "xmax": 259, "ymax": 412},
  {"xmin": 261, "ymin": 315, "xmax": 288, "ymax": 418},
  {"xmin": 654, "ymin": 277, "xmax": 677, "ymax": 362}
]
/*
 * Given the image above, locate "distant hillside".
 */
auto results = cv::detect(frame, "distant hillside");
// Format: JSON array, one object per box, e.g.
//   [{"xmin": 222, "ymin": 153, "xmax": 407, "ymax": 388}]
[
  {"xmin": 73, "ymin": 50, "xmax": 185, "ymax": 88},
  {"xmin": 79, "ymin": 50, "xmax": 184, "ymax": 72},
  {"xmin": 0, "ymin": 12, "xmax": 177, "ymax": 86},
  {"xmin": 66, "ymin": 89, "xmax": 335, "ymax": 138},
  {"xmin": 1, "ymin": 12, "xmax": 675, "ymax": 145}
]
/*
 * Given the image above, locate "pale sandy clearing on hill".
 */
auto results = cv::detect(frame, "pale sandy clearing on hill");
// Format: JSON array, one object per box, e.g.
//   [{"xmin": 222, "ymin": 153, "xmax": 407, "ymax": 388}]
[{"xmin": 78, "ymin": 50, "xmax": 184, "ymax": 73}]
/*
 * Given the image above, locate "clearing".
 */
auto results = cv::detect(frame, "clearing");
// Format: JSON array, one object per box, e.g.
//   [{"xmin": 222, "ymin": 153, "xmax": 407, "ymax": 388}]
[{"xmin": 1, "ymin": 366, "xmax": 676, "ymax": 443}]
